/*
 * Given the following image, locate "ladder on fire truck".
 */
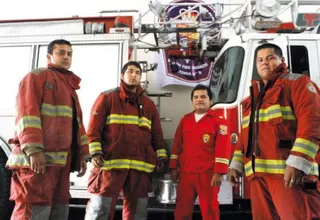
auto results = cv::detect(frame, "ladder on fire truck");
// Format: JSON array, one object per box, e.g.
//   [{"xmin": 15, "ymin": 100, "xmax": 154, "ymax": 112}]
[
  {"xmin": 123, "ymin": 0, "xmax": 320, "ymax": 61},
  {"xmin": 138, "ymin": 61, "xmax": 173, "ymax": 122}
]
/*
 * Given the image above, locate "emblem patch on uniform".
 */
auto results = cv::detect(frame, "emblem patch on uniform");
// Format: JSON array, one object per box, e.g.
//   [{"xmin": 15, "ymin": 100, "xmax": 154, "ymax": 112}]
[
  {"xmin": 220, "ymin": 125, "xmax": 227, "ymax": 135},
  {"xmin": 45, "ymin": 82, "xmax": 54, "ymax": 90},
  {"xmin": 203, "ymin": 134, "xmax": 210, "ymax": 143},
  {"xmin": 307, "ymin": 82, "xmax": 317, "ymax": 94}
]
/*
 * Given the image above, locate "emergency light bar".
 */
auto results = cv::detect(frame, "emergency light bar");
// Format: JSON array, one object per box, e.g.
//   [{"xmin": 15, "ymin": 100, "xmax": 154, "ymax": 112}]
[
  {"xmin": 252, "ymin": 0, "xmax": 282, "ymax": 30},
  {"xmin": 255, "ymin": 0, "xmax": 281, "ymax": 18}
]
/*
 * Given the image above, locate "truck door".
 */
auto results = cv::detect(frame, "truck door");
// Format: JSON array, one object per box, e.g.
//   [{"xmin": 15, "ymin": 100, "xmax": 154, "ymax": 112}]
[
  {"xmin": 0, "ymin": 45, "xmax": 33, "ymax": 144},
  {"xmin": 288, "ymin": 40, "xmax": 320, "ymax": 85},
  {"xmin": 0, "ymin": 44, "xmax": 33, "ymax": 220}
]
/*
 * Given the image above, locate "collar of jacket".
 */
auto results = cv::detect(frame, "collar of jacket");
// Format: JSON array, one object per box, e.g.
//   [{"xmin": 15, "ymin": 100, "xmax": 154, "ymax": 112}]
[
  {"xmin": 188, "ymin": 108, "xmax": 215, "ymax": 117},
  {"xmin": 251, "ymin": 62, "xmax": 288, "ymax": 92},
  {"xmin": 119, "ymin": 81, "xmax": 144, "ymax": 102},
  {"xmin": 48, "ymin": 63, "xmax": 81, "ymax": 90}
]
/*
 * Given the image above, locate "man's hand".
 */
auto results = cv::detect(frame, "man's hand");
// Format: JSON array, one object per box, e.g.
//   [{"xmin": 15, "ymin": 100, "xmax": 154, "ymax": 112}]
[
  {"xmin": 211, "ymin": 173, "xmax": 223, "ymax": 187},
  {"xmin": 156, "ymin": 158, "xmax": 166, "ymax": 172},
  {"xmin": 77, "ymin": 158, "xmax": 87, "ymax": 177},
  {"xmin": 284, "ymin": 166, "xmax": 304, "ymax": 188},
  {"xmin": 227, "ymin": 168, "xmax": 241, "ymax": 186},
  {"xmin": 29, "ymin": 151, "xmax": 46, "ymax": 174},
  {"xmin": 170, "ymin": 169, "xmax": 179, "ymax": 183},
  {"xmin": 91, "ymin": 154, "xmax": 104, "ymax": 168}
]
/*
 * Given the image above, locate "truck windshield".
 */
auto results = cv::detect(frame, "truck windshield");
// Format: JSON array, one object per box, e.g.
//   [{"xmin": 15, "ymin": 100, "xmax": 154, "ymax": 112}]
[{"xmin": 209, "ymin": 46, "xmax": 244, "ymax": 104}]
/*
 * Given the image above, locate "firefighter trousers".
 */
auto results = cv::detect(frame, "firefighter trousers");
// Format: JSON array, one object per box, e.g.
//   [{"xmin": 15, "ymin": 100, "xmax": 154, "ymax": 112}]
[
  {"xmin": 174, "ymin": 172, "xmax": 220, "ymax": 220},
  {"xmin": 250, "ymin": 176, "xmax": 320, "ymax": 220},
  {"xmin": 9, "ymin": 166, "xmax": 71, "ymax": 220},
  {"xmin": 9, "ymin": 152, "xmax": 72, "ymax": 220},
  {"xmin": 85, "ymin": 169, "xmax": 150, "ymax": 220}
]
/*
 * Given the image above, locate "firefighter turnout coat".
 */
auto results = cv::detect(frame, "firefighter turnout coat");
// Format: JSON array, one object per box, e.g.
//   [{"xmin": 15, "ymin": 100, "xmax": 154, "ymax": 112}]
[
  {"xmin": 6, "ymin": 64, "xmax": 89, "ymax": 171},
  {"xmin": 87, "ymin": 82, "xmax": 167, "ymax": 173},
  {"xmin": 230, "ymin": 64, "xmax": 320, "ymax": 179}
]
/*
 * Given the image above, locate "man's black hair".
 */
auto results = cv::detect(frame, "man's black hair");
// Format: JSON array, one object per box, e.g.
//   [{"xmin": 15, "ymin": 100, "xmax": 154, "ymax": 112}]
[
  {"xmin": 191, "ymin": 84, "xmax": 213, "ymax": 100},
  {"xmin": 255, "ymin": 43, "xmax": 283, "ymax": 58},
  {"xmin": 121, "ymin": 61, "xmax": 142, "ymax": 74},
  {"xmin": 47, "ymin": 39, "xmax": 72, "ymax": 55}
]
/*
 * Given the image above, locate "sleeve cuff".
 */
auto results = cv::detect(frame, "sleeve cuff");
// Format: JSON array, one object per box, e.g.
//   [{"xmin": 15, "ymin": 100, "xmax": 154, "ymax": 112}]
[
  {"xmin": 23, "ymin": 147, "xmax": 43, "ymax": 157},
  {"xmin": 229, "ymin": 160, "xmax": 244, "ymax": 173},
  {"xmin": 89, "ymin": 142, "xmax": 103, "ymax": 156},
  {"xmin": 286, "ymin": 155, "xmax": 313, "ymax": 174},
  {"xmin": 90, "ymin": 151, "xmax": 104, "ymax": 156},
  {"xmin": 169, "ymin": 159, "xmax": 177, "ymax": 169},
  {"xmin": 214, "ymin": 163, "xmax": 229, "ymax": 175},
  {"xmin": 156, "ymin": 149, "xmax": 168, "ymax": 158}
]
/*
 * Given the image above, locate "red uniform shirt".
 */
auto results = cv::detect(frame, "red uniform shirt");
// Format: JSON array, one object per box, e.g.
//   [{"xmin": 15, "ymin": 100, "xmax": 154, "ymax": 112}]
[{"xmin": 169, "ymin": 109, "xmax": 231, "ymax": 174}]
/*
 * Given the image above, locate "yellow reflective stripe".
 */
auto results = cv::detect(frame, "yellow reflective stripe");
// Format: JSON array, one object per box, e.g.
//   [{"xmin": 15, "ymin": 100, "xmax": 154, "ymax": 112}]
[
  {"xmin": 16, "ymin": 116, "xmax": 42, "ymax": 135},
  {"xmin": 245, "ymin": 159, "xmax": 319, "ymax": 176},
  {"xmin": 292, "ymin": 138, "xmax": 319, "ymax": 158},
  {"xmin": 89, "ymin": 142, "xmax": 102, "ymax": 153},
  {"xmin": 106, "ymin": 114, "xmax": 151, "ymax": 129},
  {"xmin": 233, "ymin": 150, "xmax": 244, "ymax": 163},
  {"xmin": 244, "ymin": 161, "xmax": 254, "ymax": 176},
  {"xmin": 215, "ymin": 158, "xmax": 229, "ymax": 165},
  {"xmin": 40, "ymin": 103, "xmax": 73, "ymax": 118},
  {"xmin": 265, "ymin": 104, "xmax": 282, "ymax": 120},
  {"xmin": 255, "ymin": 159, "xmax": 286, "ymax": 174},
  {"xmin": 259, "ymin": 105, "xmax": 295, "ymax": 121},
  {"xmin": 259, "ymin": 108, "xmax": 269, "ymax": 122},
  {"xmin": 255, "ymin": 159, "xmax": 319, "ymax": 175},
  {"xmin": 81, "ymin": 135, "xmax": 89, "ymax": 146},
  {"xmin": 101, "ymin": 159, "xmax": 155, "ymax": 173},
  {"xmin": 242, "ymin": 105, "xmax": 296, "ymax": 128},
  {"xmin": 170, "ymin": 154, "xmax": 178, "ymax": 159},
  {"xmin": 156, "ymin": 149, "xmax": 167, "ymax": 158},
  {"xmin": 77, "ymin": 117, "xmax": 82, "ymax": 128},
  {"xmin": 310, "ymin": 162, "xmax": 319, "ymax": 176},
  {"xmin": 45, "ymin": 152, "xmax": 68, "ymax": 165},
  {"xmin": 6, "ymin": 151, "xmax": 68, "ymax": 167},
  {"xmin": 242, "ymin": 116, "xmax": 249, "ymax": 128},
  {"xmin": 280, "ymin": 106, "xmax": 296, "ymax": 120}
]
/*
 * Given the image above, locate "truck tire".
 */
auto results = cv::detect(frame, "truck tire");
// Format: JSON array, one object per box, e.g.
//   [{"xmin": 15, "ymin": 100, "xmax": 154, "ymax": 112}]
[{"xmin": 0, "ymin": 149, "xmax": 13, "ymax": 220}]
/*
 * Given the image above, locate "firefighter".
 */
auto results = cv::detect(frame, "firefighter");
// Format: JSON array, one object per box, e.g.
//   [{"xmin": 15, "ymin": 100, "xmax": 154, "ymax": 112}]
[
  {"xmin": 169, "ymin": 84, "xmax": 231, "ymax": 220},
  {"xmin": 84, "ymin": 61, "xmax": 167, "ymax": 220},
  {"xmin": 6, "ymin": 39, "xmax": 88, "ymax": 220},
  {"xmin": 228, "ymin": 43, "xmax": 320, "ymax": 219}
]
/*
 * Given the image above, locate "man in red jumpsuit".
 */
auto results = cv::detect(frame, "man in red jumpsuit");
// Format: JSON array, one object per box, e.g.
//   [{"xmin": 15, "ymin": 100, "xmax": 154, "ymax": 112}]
[
  {"xmin": 6, "ymin": 39, "xmax": 88, "ymax": 220},
  {"xmin": 169, "ymin": 84, "xmax": 231, "ymax": 220},
  {"xmin": 228, "ymin": 43, "xmax": 320, "ymax": 219},
  {"xmin": 85, "ymin": 61, "xmax": 167, "ymax": 220}
]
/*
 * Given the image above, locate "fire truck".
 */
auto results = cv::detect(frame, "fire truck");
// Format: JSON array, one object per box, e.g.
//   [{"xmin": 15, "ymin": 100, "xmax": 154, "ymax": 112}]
[
  {"xmin": 0, "ymin": 0, "xmax": 320, "ymax": 218},
  {"xmin": 133, "ymin": 0, "xmax": 320, "ymax": 211}
]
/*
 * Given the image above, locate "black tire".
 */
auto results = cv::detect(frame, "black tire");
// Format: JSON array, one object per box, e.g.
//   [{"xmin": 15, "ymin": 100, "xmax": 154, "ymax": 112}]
[{"xmin": 0, "ymin": 149, "xmax": 14, "ymax": 220}]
